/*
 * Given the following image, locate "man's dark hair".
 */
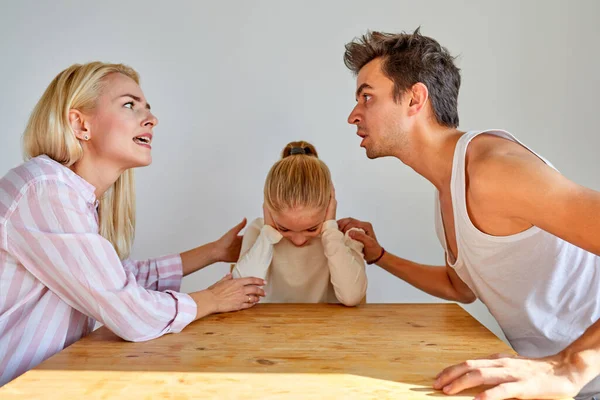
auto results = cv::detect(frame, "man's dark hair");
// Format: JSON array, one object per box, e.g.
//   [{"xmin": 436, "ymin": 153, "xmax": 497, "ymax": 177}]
[{"xmin": 344, "ymin": 28, "xmax": 461, "ymax": 128}]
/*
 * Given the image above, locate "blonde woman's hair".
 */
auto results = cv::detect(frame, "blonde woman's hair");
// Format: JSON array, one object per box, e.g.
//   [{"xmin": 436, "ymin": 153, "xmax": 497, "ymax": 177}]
[
  {"xmin": 23, "ymin": 62, "xmax": 140, "ymax": 259},
  {"xmin": 264, "ymin": 141, "xmax": 332, "ymax": 213}
]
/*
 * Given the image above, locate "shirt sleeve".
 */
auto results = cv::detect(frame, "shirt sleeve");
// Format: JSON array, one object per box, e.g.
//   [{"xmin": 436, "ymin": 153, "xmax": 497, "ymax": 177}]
[
  {"xmin": 320, "ymin": 220, "xmax": 368, "ymax": 306},
  {"xmin": 5, "ymin": 178, "xmax": 196, "ymax": 342},
  {"xmin": 121, "ymin": 254, "xmax": 184, "ymax": 292},
  {"xmin": 231, "ymin": 218, "xmax": 282, "ymax": 281}
]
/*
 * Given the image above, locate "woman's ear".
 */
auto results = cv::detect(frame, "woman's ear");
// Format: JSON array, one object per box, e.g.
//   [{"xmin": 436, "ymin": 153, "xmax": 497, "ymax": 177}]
[{"xmin": 69, "ymin": 109, "xmax": 91, "ymax": 141}]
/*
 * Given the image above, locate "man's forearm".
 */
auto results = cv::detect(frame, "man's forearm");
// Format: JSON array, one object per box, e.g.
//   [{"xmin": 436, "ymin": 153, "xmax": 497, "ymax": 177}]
[
  {"xmin": 559, "ymin": 318, "xmax": 600, "ymax": 388},
  {"xmin": 375, "ymin": 251, "xmax": 475, "ymax": 303}
]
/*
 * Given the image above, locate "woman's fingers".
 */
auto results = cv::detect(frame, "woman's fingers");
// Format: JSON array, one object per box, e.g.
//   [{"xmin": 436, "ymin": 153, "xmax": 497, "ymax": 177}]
[
  {"xmin": 235, "ymin": 277, "xmax": 266, "ymax": 287},
  {"xmin": 244, "ymin": 285, "xmax": 266, "ymax": 297},
  {"xmin": 244, "ymin": 294, "xmax": 260, "ymax": 303}
]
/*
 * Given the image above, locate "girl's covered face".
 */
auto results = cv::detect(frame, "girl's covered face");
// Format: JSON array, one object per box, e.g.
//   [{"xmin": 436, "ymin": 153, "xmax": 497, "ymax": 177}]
[{"xmin": 270, "ymin": 206, "xmax": 326, "ymax": 247}]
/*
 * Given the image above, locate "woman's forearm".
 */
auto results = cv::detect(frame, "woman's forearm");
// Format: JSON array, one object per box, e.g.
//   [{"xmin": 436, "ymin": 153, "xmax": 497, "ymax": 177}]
[{"xmin": 180, "ymin": 242, "xmax": 220, "ymax": 277}]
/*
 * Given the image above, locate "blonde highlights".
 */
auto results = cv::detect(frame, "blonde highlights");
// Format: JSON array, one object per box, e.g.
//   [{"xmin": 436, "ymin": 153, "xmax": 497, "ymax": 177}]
[
  {"xmin": 264, "ymin": 141, "xmax": 332, "ymax": 213},
  {"xmin": 23, "ymin": 62, "xmax": 140, "ymax": 259}
]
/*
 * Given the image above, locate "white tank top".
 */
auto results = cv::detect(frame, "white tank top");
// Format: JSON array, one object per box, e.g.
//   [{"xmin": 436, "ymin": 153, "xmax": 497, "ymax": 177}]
[{"xmin": 434, "ymin": 129, "xmax": 600, "ymax": 396}]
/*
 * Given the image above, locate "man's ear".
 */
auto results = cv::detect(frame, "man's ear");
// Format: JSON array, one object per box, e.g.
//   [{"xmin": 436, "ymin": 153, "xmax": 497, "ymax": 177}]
[{"xmin": 407, "ymin": 82, "xmax": 429, "ymax": 117}]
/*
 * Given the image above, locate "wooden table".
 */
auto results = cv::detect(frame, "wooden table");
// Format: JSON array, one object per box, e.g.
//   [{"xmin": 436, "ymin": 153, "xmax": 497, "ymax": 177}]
[{"xmin": 0, "ymin": 304, "xmax": 563, "ymax": 399}]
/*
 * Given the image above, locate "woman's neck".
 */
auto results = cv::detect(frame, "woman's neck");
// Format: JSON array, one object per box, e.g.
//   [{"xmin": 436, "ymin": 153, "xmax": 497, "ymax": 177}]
[{"xmin": 71, "ymin": 157, "xmax": 123, "ymax": 199}]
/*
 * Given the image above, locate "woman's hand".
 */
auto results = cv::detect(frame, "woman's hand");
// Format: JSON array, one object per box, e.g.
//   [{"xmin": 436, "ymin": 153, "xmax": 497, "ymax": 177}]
[
  {"xmin": 213, "ymin": 218, "xmax": 247, "ymax": 263},
  {"xmin": 181, "ymin": 219, "xmax": 248, "ymax": 276},
  {"xmin": 191, "ymin": 274, "xmax": 266, "ymax": 320}
]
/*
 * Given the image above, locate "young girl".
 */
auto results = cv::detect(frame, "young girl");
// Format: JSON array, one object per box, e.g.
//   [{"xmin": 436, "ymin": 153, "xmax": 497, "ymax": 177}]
[{"xmin": 232, "ymin": 141, "xmax": 367, "ymax": 306}]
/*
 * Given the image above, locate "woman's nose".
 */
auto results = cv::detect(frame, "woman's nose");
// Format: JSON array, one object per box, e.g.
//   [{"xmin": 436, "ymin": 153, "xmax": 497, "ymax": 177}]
[{"xmin": 143, "ymin": 111, "xmax": 158, "ymax": 127}]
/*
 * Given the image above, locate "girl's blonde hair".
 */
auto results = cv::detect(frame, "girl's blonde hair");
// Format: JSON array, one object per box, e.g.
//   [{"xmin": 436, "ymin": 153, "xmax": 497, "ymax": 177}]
[
  {"xmin": 264, "ymin": 141, "xmax": 332, "ymax": 213},
  {"xmin": 23, "ymin": 62, "xmax": 140, "ymax": 259}
]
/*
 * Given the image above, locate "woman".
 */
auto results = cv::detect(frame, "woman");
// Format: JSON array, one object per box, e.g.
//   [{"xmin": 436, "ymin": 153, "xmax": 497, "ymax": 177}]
[
  {"xmin": 0, "ymin": 62, "xmax": 265, "ymax": 386},
  {"xmin": 232, "ymin": 141, "xmax": 367, "ymax": 306}
]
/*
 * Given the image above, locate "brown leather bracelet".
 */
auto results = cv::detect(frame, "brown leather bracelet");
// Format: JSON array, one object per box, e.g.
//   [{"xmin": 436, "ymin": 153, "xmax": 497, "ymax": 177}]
[{"xmin": 367, "ymin": 247, "xmax": 385, "ymax": 265}]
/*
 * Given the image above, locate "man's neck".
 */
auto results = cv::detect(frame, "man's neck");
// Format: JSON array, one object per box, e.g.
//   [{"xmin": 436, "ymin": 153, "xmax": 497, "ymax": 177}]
[{"xmin": 394, "ymin": 125, "xmax": 464, "ymax": 193}]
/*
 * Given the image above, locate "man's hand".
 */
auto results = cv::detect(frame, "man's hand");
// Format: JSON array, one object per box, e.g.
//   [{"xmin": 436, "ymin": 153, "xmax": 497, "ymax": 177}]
[
  {"xmin": 337, "ymin": 217, "xmax": 383, "ymax": 263},
  {"xmin": 434, "ymin": 352, "xmax": 589, "ymax": 399}
]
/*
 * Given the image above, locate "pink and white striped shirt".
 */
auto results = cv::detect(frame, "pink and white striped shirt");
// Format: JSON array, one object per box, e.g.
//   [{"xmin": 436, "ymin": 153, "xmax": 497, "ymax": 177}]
[{"xmin": 0, "ymin": 155, "xmax": 197, "ymax": 386}]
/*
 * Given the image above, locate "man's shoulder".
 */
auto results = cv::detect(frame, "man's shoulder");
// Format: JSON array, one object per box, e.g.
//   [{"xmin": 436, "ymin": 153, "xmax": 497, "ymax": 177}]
[
  {"xmin": 467, "ymin": 133, "xmax": 535, "ymax": 163},
  {"xmin": 465, "ymin": 133, "xmax": 548, "ymax": 203},
  {"xmin": 468, "ymin": 133, "xmax": 545, "ymax": 176}
]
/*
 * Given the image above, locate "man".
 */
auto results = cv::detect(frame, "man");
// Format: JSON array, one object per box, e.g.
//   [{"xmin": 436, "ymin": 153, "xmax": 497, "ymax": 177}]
[{"xmin": 338, "ymin": 28, "xmax": 600, "ymax": 400}]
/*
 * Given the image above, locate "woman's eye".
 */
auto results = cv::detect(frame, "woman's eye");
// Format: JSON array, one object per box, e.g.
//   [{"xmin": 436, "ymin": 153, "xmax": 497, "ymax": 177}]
[
  {"xmin": 307, "ymin": 228, "xmax": 318, "ymax": 232},
  {"xmin": 124, "ymin": 101, "xmax": 134, "ymax": 109}
]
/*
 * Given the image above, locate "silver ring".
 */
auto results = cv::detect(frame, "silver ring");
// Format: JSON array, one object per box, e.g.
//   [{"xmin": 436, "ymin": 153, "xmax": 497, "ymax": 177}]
[{"xmin": 248, "ymin": 295, "xmax": 252, "ymax": 303}]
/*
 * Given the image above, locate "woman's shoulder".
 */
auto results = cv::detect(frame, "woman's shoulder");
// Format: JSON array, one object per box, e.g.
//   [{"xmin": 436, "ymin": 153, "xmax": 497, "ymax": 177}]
[
  {"xmin": 1, "ymin": 156, "xmax": 54, "ymax": 207},
  {"xmin": 2, "ymin": 155, "xmax": 76, "ymax": 189},
  {"xmin": 1, "ymin": 156, "xmax": 93, "ymax": 217}
]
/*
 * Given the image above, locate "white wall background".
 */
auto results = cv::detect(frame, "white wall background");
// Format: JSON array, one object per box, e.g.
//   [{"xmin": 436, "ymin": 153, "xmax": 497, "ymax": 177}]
[{"xmin": 1, "ymin": 0, "xmax": 599, "ymax": 343}]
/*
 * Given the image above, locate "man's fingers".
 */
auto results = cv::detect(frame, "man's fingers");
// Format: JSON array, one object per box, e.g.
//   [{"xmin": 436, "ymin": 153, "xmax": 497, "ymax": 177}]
[
  {"xmin": 349, "ymin": 229, "xmax": 372, "ymax": 244},
  {"xmin": 338, "ymin": 217, "xmax": 365, "ymax": 233},
  {"xmin": 434, "ymin": 359, "xmax": 507, "ymax": 388},
  {"xmin": 476, "ymin": 382, "xmax": 521, "ymax": 400},
  {"xmin": 485, "ymin": 353, "xmax": 515, "ymax": 360},
  {"xmin": 441, "ymin": 368, "xmax": 515, "ymax": 395},
  {"xmin": 337, "ymin": 217, "xmax": 353, "ymax": 232}
]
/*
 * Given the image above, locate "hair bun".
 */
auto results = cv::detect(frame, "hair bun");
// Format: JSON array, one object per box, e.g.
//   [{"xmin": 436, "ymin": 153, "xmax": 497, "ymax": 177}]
[{"xmin": 282, "ymin": 141, "xmax": 319, "ymax": 159}]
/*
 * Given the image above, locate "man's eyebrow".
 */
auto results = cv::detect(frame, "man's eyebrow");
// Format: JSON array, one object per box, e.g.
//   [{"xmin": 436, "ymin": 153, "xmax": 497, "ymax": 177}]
[{"xmin": 355, "ymin": 83, "xmax": 373, "ymax": 99}]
